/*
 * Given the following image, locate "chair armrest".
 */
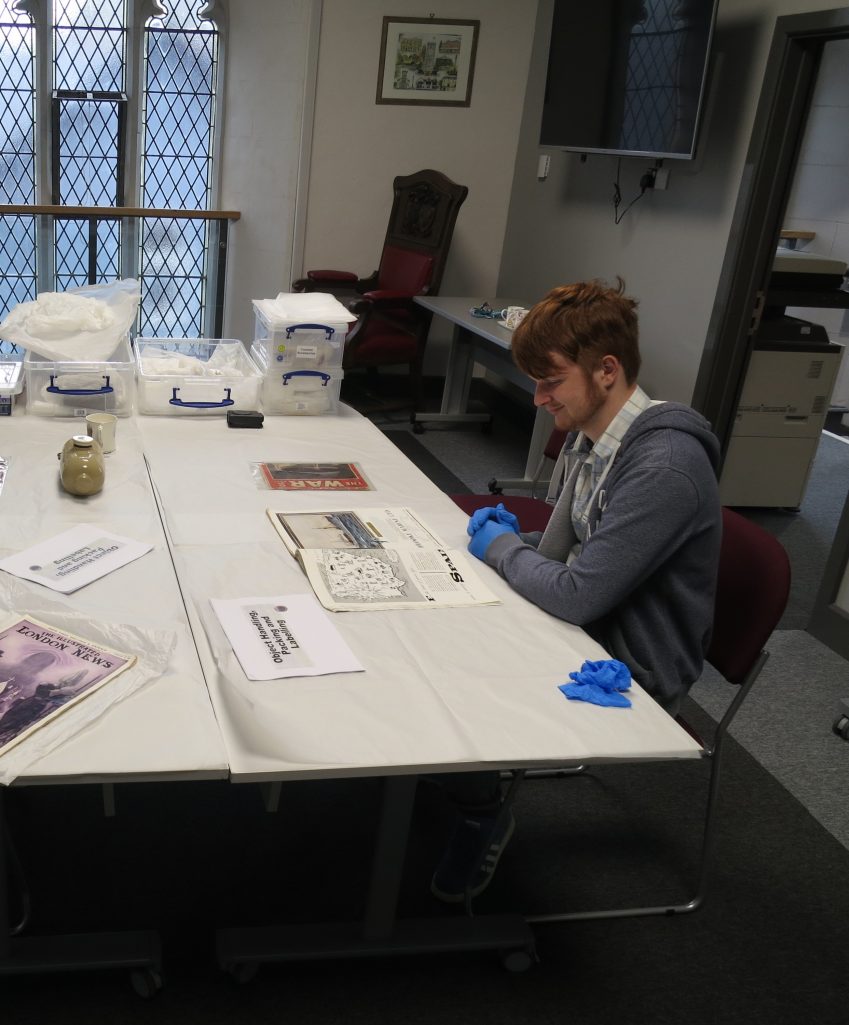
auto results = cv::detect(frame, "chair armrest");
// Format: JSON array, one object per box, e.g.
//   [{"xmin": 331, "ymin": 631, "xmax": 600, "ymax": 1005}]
[
  {"xmin": 292, "ymin": 270, "xmax": 380, "ymax": 294},
  {"xmin": 352, "ymin": 290, "xmax": 417, "ymax": 311},
  {"xmin": 308, "ymin": 270, "xmax": 359, "ymax": 282}
]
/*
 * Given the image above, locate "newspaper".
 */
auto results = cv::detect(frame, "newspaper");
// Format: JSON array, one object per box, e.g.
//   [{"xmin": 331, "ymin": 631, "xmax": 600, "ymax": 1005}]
[
  {"xmin": 266, "ymin": 506, "xmax": 500, "ymax": 611},
  {"xmin": 0, "ymin": 615, "xmax": 136, "ymax": 757}
]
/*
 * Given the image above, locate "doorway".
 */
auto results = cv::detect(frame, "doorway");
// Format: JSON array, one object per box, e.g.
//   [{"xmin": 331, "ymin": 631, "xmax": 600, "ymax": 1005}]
[{"xmin": 691, "ymin": 7, "xmax": 849, "ymax": 659}]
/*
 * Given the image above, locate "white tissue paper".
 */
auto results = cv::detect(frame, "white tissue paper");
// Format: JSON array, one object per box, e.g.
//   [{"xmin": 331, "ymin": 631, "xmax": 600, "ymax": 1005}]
[
  {"xmin": 0, "ymin": 598, "xmax": 175, "ymax": 786},
  {"xmin": 253, "ymin": 292, "xmax": 355, "ymax": 325},
  {"xmin": 0, "ymin": 279, "xmax": 141, "ymax": 362}
]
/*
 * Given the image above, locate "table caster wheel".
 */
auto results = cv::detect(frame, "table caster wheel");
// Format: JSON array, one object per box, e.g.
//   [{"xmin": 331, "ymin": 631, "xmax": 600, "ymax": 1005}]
[
  {"xmin": 501, "ymin": 947, "xmax": 535, "ymax": 973},
  {"xmin": 482, "ymin": 420, "xmax": 493, "ymax": 435},
  {"xmin": 130, "ymin": 968, "xmax": 163, "ymax": 998},
  {"xmin": 412, "ymin": 422, "xmax": 425, "ymax": 434},
  {"xmin": 833, "ymin": 714, "xmax": 849, "ymax": 741}
]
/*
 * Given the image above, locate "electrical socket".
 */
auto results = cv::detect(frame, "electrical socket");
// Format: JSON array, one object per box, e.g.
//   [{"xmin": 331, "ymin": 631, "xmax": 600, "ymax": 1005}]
[{"xmin": 640, "ymin": 167, "xmax": 671, "ymax": 191}]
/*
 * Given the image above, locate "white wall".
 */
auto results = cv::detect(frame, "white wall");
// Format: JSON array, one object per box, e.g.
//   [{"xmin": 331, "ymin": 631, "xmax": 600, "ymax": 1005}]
[
  {"xmin": 218, "ymin": 0, "xmax": 315, "ymax": 346},
  {"xmin": 498, "ymin": 0, "xmax": 849, "ymax": 404},
  {"xmin": 299, "ymin": 0, "xmax": 537, "ymax": 370}
]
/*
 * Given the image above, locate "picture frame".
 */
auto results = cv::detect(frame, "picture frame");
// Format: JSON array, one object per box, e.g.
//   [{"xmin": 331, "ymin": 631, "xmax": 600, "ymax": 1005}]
[{"xmin": 376, "ymin": 17, "xmax": 480, "ymax": 107}]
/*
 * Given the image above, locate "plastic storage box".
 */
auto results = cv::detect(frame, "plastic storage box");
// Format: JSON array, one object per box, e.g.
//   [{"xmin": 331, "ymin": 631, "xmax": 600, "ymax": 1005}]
[
  {"xmin": 251, "ymin": 342, "xmax": 342, "ymax": 415},
  {"xmin": 0, "ymin": 358, "xmax": 24, "ymax": 416},
  {"xmin": 25, "ymin": 335, "xmax": 135, "ymax": 417},
  {"xmin": 135, "ymin": 338, "xmax": 262, "ymax": 416},
  {"xmin": 252, "ymin": 301, "xmax": 348, "ymax": 371}
]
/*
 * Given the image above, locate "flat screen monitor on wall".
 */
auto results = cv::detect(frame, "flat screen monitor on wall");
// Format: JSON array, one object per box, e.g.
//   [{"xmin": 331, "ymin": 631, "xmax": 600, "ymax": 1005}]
[{"xmin": 540, "ymin": 0, "xmax": 718, "ymax": 160}]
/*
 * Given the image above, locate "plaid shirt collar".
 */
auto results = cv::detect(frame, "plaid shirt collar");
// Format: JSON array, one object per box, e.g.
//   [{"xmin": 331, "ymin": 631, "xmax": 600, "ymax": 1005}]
[{"xmin": 586, "ymin": 385, "xmax": 656, "ymax": 465}]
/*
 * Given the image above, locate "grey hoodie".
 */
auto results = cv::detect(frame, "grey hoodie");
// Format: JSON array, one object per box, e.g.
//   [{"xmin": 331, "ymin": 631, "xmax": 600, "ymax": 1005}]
[{"xmin": 483, "ymin": 403, "xmax": 722, "ymax": 714}]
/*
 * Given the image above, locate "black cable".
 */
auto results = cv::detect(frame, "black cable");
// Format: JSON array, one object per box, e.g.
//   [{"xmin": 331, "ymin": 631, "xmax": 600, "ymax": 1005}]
[{"xmin": 612, "ymin": 158, "xmax": 650, "ymax": 224}]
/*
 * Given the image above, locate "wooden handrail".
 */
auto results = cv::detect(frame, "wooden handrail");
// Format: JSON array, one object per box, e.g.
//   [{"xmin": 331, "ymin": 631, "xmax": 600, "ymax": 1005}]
[{"xmin": 0, "ymin": 204, "xmax": 240, "ymax": 220}]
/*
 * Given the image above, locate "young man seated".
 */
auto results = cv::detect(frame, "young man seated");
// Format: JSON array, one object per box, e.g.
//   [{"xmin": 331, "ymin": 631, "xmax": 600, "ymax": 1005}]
[{"xmin": 430, "ymin": 278, "xmax": 722, "ymax": 903}]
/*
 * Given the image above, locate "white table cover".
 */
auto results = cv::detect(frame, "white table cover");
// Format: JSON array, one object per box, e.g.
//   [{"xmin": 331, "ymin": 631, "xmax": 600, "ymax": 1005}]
[
  {"xmin": 0, "ymin": 412, "xmax": 227, "ymax": 783},
  {"xmin": 139, "ymin": 409, "xmax": 701, "ymax": 782}
]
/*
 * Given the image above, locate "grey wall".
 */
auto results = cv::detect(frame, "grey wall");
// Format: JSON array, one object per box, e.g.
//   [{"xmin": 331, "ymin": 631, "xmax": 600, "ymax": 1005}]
[
  {"xmin": 219, "ymin": 1, "xmax": 315, "ymax": 347},
  {"xmin": 497, "ymin": 0, "xmax": 849, "ymax": 404}
]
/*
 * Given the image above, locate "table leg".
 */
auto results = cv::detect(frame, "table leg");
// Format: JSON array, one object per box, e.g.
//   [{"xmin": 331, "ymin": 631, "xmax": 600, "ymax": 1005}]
[
  {"xmin": 0, "ymin": 789, "xmax": 162, "ymax": 987},
  {"xmin": 412, "ymin": 326, "xmax": 492, "ymax": 431},
  {"xmin": 489, "ymin": 408, "xmax": 555, "ymax": 494},
  {"xmin": 216, "ymin": 774, "xmax": 535, "ymax": 972}
]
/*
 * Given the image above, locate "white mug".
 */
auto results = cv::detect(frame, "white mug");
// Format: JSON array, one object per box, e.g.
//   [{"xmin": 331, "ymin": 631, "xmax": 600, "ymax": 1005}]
[
  {"xmin": 503, "ymin": 306, "xmax": 528, "ymax": 330},
  {"xmin": 84, "ymin": 412, "xmax": 117, "ymax": 453}
]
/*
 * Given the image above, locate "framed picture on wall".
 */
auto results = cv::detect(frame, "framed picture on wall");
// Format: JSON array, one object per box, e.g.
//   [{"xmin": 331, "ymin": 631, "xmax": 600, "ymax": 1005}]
[{"xmin": 376, "ymin": 17, "xmax": 480, "ymax": 107}]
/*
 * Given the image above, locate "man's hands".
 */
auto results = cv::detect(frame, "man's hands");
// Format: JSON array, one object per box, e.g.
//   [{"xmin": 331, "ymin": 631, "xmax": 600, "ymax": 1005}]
[
  {"xmin": 467, "ymin": 502, "xmax": 521, "ymax": 537},
  {"xmin": 466, "ymin": 502, "xmax": 521, "ymax": 560}
]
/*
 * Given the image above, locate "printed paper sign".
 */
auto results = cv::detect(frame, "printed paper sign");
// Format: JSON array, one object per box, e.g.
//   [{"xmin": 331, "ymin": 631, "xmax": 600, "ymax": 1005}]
[
  {"xmin": 210, "ymin": 594, "xmax": 364, "ymax": 681},
  {"xmin": 0, "ymin": 524, "xmax": 153, "ymax": 594}
]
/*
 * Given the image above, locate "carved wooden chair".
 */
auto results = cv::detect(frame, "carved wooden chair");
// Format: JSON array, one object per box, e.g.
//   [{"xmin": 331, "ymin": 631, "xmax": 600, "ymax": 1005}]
[{"xmin": 293, "ymin": 169, "xmax": 468, "ymax": 407}]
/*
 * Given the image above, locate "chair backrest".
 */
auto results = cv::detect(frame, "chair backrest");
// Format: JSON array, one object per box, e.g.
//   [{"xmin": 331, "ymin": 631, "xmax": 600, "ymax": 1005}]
[
  {"xmin": 707, "ymin": 507, "xmax": 791, "ymax": 685},
  {"xmin": 543, "ymin": 428, "xmax": 568, "ymax": 462},
  {"xmin": 377, "ymin": 169, "xmax": 468, "ymax": 296}
]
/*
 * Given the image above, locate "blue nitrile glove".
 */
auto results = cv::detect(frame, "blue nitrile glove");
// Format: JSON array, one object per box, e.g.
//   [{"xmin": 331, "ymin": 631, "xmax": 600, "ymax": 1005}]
[
  {"xmin": 467, "ymin": 502, "xmax": 521, "ymax": 537},
  {"xmin": 468, "ymin": 518, "xmax": 516, "ymax": 560},
  {"xmin": 558, "ymin": 659, "xmax": 633, "ymax": 708}
]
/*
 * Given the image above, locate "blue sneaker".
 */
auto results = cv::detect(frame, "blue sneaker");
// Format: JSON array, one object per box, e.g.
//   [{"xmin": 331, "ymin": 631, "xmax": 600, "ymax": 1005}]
[{"xmin": 430, "ymin": 810, "xmax": 516, "ymax": 903}]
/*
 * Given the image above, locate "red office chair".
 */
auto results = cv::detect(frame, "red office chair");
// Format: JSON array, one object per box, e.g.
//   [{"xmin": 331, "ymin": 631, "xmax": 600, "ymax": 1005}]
[
  {"xmin": 462, "ymin": 508, "xmax": 792, "ymax": 924},
  {"xmin": 450, "ymin": 429, "xmax": 567, "ymax": 533},
  {"xmin": 292, "ymin": 169, "xmax": 468, "ymax": 407}
]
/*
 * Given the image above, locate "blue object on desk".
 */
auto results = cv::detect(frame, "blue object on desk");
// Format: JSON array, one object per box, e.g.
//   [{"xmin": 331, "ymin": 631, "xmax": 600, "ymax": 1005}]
[
  {"xmin": 559, "ymin": 659, "xmax": 632, "ymax": 708},
  {"xmin": 469, "ymin": 301, "xmax": 505, "ymax": 320}
]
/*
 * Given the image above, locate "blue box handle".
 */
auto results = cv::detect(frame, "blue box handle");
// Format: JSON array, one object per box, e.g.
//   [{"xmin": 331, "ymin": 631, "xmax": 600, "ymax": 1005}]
[
  {"xmin": 281, "ymin": 370, "xmax": 330, "ymax": 388},
  {"xmin": 169, "ymin": 386, "xmax": 234, "ymax": 408},
  {"xmin": 47, "ymin": 374, "xmax": 113, "ymax": 396},
  {"xmin": 284, "ymin": 323, "xmax": 336, "ymax": 340}
]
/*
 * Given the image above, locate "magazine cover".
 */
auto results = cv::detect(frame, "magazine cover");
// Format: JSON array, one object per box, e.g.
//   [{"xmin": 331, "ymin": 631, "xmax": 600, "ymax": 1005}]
[
  {"xmin": 258, "ymin": 461, "xmax": 371, "ymax": 491},
  {"xmin": 0, "ymin": 615, "xmax": 136, "ymax": 756}
]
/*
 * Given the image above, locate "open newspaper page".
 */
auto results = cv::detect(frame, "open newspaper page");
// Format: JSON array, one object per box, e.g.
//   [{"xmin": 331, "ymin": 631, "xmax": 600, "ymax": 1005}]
[
  {"xmin": 297, "ymin": 546, "xmax": 500, "ymax": 611},
  {"xmin": 266, "ymin": 506, "xmax": 446, "ymax": 557},
  {"xmin": 265, "ymin": 506, "xmax": 500, "ymax": 611},
  {"xmin": 0, "ymin": 615, "xmax": 137, "ymax": 757}
]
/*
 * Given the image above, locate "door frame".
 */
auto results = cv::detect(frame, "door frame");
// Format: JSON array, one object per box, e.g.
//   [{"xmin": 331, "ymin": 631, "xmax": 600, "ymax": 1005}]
[{"xmin": 691, "ymin": 6, "xmax": 849, "ymax": 452}]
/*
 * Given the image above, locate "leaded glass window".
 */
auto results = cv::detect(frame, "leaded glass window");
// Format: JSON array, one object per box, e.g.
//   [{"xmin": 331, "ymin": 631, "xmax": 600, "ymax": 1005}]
[
  {"xmin": 0, "ymin": 0, "xmax": 36, "ymax": 346},
  {"xmin": 0, "ymin": 0, "xmax": 224, "ymax": 338},
  {"xmin": 140, "ymin": 0, "xmax": 219, "ymax": 335}
]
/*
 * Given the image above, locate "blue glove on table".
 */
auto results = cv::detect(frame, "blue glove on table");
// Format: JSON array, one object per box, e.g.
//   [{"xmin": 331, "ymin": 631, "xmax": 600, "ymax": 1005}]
[
  {"xmin": 467, "ymin": 502, "xmax": 521, "ymax": 537},
  {"xmin": 468, "ymin": 518, "xmax": 516, "ymax": 560},
  {"xmin": 559, "ymin": 659, "xmax": 633, "ymax": 708}
]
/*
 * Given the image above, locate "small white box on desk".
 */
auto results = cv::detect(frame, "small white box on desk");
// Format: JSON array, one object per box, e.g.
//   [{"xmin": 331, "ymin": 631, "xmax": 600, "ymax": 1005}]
[
  {"xmin": 135, "ymin": 338, "xmax": 262, "ymax": 416},
  {"xmin": 251, "ymin": 341, "xmax": 343, "ymax": 415},
  {"xmin": 252, "ymin": 297, "xmax": 351, "ymax": 370},
  {"xmin": 25, "ymin": 335, "xmax": 135, "ymax": 417}
]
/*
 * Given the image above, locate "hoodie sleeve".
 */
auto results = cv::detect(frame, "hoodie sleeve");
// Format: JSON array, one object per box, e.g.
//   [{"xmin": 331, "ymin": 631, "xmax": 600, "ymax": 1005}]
[{"xmin": 482, "ymin": 429, "xmax": 717, "ymax": 626}]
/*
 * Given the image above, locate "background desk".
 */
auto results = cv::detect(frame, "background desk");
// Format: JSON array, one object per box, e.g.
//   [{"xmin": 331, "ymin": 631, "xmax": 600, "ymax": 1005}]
[{"xmin": 412, "ymin": 296, "xmax": 553, "ymax": 492}]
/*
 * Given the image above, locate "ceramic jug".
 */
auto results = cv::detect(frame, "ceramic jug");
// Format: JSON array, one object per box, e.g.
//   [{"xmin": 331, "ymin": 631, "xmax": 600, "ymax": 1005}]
[{"xmin": 58, "ymin": 435, "xmax": 105, "ymax": 496}]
